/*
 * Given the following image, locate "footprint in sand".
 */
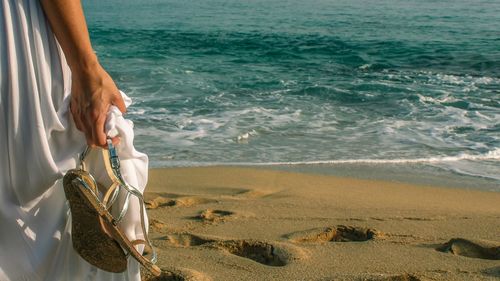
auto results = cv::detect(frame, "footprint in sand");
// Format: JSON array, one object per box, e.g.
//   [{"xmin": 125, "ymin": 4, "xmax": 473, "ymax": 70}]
[
  {"xmin": 211, "ymin": 240, "xmax": 287, "ymax": 267},
  {"xmin": 145, "ymin": 196, "xmax": 174, "ymax": 209},
  {"xmin": 159, "ymin": 233, "xmax": 215, "ymax": 247},
  {"xmin": 146, "ymin": 195, "xmax": 216, "ymax": 209},
  {"xmin": 482, "ymin": 266, "xmax": 500, "ymax": 278},
  {"xmin": 149, "ymin": 219, "xmax": 171, "ymax": 233},
  {"xmin": 193, "ymin": 209, "xmax": 236, "ymax": 224},
  {"xmin": 286, "ymin": 225, "xmax": 382, "ymax": 243},
  {"xmin": 437, "ymin": 238, "xmax": 500, "ymax": 260},
  {"xmin": 155, "ymin": 234, "xmax": 306, "ymax": 267},
  {"xmin": 359, "ymin": 273, "xmax": 422, "ymax": 281},
  {"xmin": 142, "ymin": 267, "xmax": 211, "ymax": 281}
]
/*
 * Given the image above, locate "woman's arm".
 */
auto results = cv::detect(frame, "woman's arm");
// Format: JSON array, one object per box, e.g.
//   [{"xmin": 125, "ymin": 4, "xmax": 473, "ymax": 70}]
[{"xmin": 40, "ymin": 0, "xmax": 126, "ymax": 147}]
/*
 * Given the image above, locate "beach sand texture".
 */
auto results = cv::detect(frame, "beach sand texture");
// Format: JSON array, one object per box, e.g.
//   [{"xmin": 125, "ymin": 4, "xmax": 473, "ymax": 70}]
[{"xmin": 141, "ymin": 167, "xmax": 500, "ymax": 281}]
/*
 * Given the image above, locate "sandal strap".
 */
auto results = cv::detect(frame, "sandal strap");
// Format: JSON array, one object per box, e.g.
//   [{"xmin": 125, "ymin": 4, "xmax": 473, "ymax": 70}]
[
  {"xmin": 129, "ymin": 239, "xmax": 156, "ymax": 262},
  {"xmin": 131, "ymin": 239, "xmax": 146, "ymax": 246},
  {"xmin": 79, "ymin": 140, "xmax": 158, "ymax": 266},
  {"xmin": 102, "ymin": 181, "xmax": 121, "ymax": 210}
]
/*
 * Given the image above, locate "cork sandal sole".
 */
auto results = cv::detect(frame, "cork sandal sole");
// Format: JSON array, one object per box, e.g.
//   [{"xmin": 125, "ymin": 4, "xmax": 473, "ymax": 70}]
[
  {"xmin": 63, "ymin": 169, "xmax": 128, "ymax": 273},
  {"xmin": 99, "ymin": 210, "xmax": 161, "ymax": 276},
  {"xmin": 64, "ymin": 169, "xmax": 161, "ymax": 276},
  {"xmin": 64, "ymin": 140, "xmax": 161, "ymax": 277}
]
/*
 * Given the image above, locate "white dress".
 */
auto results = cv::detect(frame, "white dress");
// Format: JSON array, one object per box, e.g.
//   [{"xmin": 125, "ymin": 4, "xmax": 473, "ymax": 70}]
[{"xmin": 0, "ymin": 0, "xmax": 148, "ymax": 280}]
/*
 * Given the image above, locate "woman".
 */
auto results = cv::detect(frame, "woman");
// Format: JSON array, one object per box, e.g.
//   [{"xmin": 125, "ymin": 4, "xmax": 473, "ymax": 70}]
[{"xmin": 0, "ymin": 0, "xmax": 149, "ymax": 279}]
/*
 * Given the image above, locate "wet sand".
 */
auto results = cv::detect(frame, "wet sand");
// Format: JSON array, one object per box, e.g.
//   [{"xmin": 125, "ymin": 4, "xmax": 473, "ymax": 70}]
[{"xmin": 142, "ymin": 166, "xmax": 500, "ymax": 281}]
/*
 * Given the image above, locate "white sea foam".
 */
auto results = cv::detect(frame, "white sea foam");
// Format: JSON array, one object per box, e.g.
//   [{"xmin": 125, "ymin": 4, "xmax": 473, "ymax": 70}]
[
  {"xmin": 236, "ymin": 130, "xmax": 258, "ymax": 143},
  {"xmin": 129, "ymin": 67, "xmax": 499, "ymax": 182},
  {"xmin": 231, "ymin": 149, "xmax": 500, "ymax": 166},
  {"xmin": 129, "ymin": 108, "xmax": 146, "ymax": 115},
  {"xmin": 150, "ymin": 149, "xmax": 500, "ymax": 182},
  {"xmin": 156, "ymin": 149, "xmax": 500, "ymax": 167},
  {"xmin": 416, "ymin": 93, "xmax": 459, "ymax": 104}
]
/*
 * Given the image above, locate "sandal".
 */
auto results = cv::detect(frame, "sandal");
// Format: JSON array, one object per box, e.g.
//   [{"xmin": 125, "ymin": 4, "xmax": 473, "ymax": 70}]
[{"xmin": 63, "ymin": 139, "xmax": 161, "ymax": 276}]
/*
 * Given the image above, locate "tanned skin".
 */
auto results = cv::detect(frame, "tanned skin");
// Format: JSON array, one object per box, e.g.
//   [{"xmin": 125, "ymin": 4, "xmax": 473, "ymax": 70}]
[{"xmin": 40, "ymin": 0, "xmax": 126, "ymax": 147}]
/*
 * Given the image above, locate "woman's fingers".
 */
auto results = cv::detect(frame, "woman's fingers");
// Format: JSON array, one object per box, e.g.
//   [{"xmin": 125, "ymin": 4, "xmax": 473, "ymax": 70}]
[
  {"xmin": 82, "ymin": 111, "xmax": 96, "ymax": 146},
  {"xmin": 70, "ymin": 64, "xmax": 126, "ymax": 148},
  {"xmin": 110, "ymin": 136, "xmax": 121, "ymax": 146},
  {"xmin": 93, "ymin": 112, "xmax": 108, "ymax": 147},
  {"xmin": 74, "ymin": 100, "xmax": 119, "ymax": 148},
  {"xmin": 113, "ymin": 92, "xmax": 127, "ymax": 114},
  {"xmin": 70, "ymin": 102, "xmax": 84, "ymax": 131}
]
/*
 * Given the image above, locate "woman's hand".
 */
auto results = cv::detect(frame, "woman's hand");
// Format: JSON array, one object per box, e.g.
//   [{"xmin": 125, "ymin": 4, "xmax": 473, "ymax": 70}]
[{"xmin": 70, "ymin": 60, "xmax": 126, "ymax": 147}]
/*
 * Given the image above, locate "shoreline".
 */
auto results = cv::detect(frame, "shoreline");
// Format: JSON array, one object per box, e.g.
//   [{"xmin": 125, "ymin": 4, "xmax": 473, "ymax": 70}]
[
  {"xmin": 147, "ymin": 162, "xmax": 500, "ymax": 192},
  {"xmin": 258, "ymin": 162, "xmax": 500, "ymax": 192},
  {"xmin": 144, "ymin": 166, "xmax": 500, "ymax": 281}
]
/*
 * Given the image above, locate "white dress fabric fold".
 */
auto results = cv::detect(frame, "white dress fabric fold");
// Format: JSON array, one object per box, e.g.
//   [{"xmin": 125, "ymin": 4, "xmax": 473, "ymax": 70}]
[{"xmin": 0, "ymin": 0, "xmax": 148, "ymax": 280}]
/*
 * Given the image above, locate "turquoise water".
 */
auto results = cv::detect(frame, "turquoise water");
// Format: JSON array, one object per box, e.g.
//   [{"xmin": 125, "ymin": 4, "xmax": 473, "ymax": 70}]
[{"xmin": 83, "ymin": 0, "xmax": 500, "ymax": 182}]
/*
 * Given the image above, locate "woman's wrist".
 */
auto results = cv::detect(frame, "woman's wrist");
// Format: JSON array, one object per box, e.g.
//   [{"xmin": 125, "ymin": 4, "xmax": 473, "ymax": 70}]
[{"xmin": 68, "ymin": 51, "xmax": 100, "ymax": 76}]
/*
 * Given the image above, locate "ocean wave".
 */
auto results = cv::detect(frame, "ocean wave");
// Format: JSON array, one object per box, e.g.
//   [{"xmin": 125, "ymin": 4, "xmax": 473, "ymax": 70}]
[
  {"xmin": 246, "ymin": 149, "xmax": 500, "ymax": 166},
  {"xmin": 90, "ymin": 26, "xmax": 500, "ymax": 76},
  {"xmin": 150, "ymin": 149, "xmax": 500, "ymax": 168},
  {"xmin": 149, "ymin": 150, "xmax": 500, "ymax": 181},
  {"xmin": 85, "ymin": 0, "xmax": 500, "ymax": 183}
]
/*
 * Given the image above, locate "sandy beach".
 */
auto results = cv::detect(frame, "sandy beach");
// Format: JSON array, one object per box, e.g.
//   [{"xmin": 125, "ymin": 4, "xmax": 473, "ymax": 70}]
[{"xmin": 142, "ymin": 167, "xmax": 500, "ymax": 281}]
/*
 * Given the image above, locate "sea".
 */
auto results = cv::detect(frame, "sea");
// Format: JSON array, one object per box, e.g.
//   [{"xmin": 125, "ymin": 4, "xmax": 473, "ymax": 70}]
[{"xmin": 82, "ymin": 0, "xmax": 500, "ymax": 189}]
